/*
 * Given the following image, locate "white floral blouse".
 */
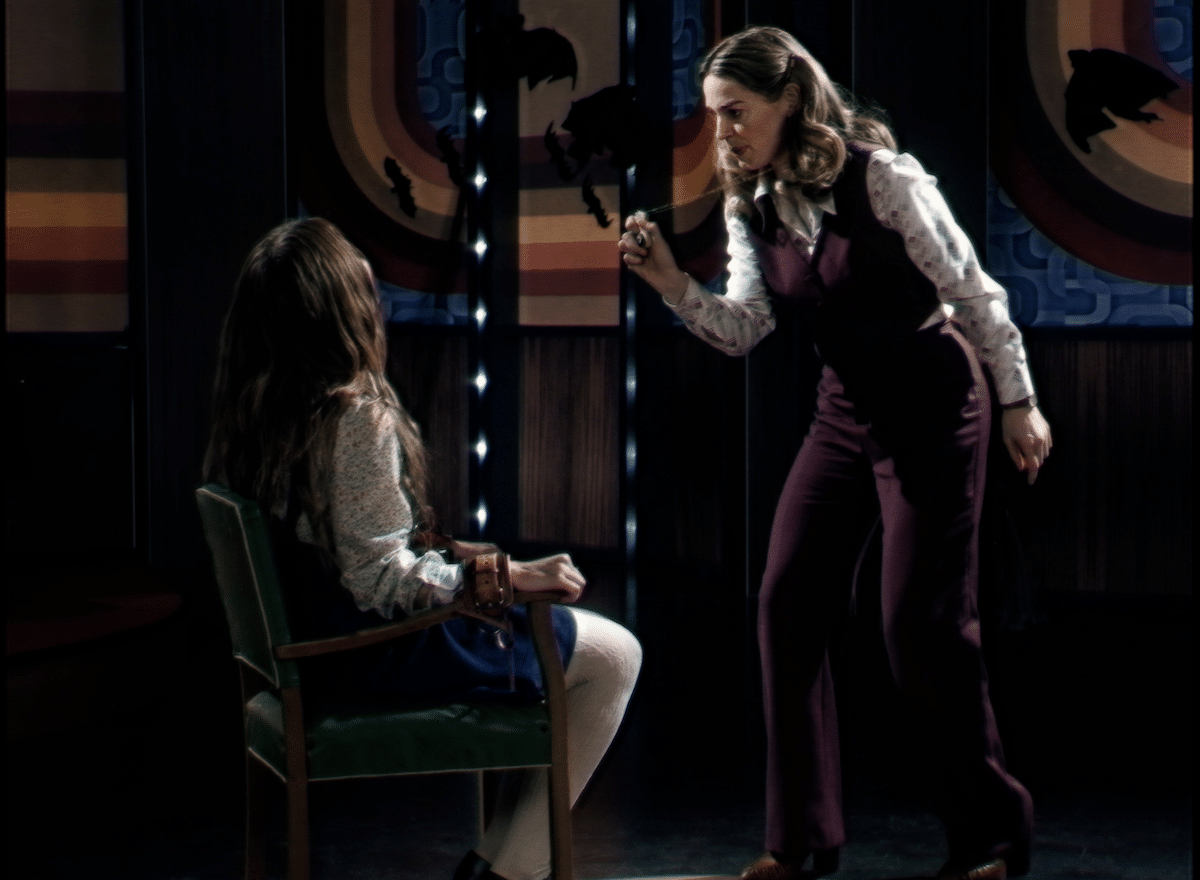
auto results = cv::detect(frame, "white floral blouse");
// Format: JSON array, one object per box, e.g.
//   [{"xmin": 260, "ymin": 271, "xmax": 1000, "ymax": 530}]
[{"xmin": 293, "ymin": 395, "xmax": 462, "ymax": 617}]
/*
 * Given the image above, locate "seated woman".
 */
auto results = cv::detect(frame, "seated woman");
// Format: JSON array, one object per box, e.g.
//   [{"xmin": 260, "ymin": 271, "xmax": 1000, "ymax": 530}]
[{"xmin": 204, "ymin": 217, "xmax": 641, "ymax": 880}]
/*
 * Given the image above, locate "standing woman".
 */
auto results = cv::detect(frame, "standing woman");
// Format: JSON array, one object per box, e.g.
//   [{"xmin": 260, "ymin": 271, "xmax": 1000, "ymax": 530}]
[
  {"xmin": 619, "ymin": 26, "xmax": 1049, "ymax": 880},
  {"xmin": 205, "ymin": 217, "xmax": 641, "ymax": 880}
]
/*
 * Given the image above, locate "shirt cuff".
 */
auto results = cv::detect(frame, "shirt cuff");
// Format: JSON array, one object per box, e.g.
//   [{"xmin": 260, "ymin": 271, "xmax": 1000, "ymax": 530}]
[{"xmin": 1002, "ymin": 395, "xmax": 1038, "ymax": 410}]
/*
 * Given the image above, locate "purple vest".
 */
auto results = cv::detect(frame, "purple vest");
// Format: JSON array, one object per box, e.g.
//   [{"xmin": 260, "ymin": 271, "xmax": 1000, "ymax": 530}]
[{"xmin": 747, "ymin": 146, "xmax": 941, "ymax": 407}]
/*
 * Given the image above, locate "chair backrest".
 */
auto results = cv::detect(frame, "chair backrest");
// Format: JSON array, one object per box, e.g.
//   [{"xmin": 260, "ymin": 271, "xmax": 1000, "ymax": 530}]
[{"xmin": 196, "ymin": 483, "xmax": 300, "ymax": 689}]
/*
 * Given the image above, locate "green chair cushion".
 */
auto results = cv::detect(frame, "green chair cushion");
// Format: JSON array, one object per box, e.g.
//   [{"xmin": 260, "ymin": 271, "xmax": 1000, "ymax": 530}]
[{"xmin": 246, "ymin": 691, "xmax": 553, "ymax": 780}]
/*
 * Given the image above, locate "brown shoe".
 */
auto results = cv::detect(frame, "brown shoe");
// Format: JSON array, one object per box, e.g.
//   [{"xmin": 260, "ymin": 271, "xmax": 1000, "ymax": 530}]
[
  {"xmin": 741, "ymin": 849, "xmax": 839, "ymax": 879},
  {"xmin": 741, "ymin": 853, "xmax": 799, "ymax": 880},
  {"xmin": 936, "ymin": 858, "xmax": 1007, "ymax": 880}
]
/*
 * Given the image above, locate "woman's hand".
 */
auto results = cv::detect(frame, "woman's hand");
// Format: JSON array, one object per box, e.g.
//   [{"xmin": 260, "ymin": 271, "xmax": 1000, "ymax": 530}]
[
  {"xmin": 1001, "ymin": 405, "xmax": 1053, "ymax": 485},
  {"xmin": 619, "ymin": 212, "xmax": 690, "ymax": 304},
  {"xmin": 510, "ymin": 554, "xmax": 585, "ymax": 603}
]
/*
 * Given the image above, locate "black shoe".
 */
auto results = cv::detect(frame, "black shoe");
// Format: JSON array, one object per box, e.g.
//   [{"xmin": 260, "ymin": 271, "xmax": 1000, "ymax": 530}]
[
  {"xmin": 452, "ymin": 850, "xmax": 505, "ymax": 880},
  {"xmin": 741, "ymin": 847, "xmax": 840, "ymax": 879}
]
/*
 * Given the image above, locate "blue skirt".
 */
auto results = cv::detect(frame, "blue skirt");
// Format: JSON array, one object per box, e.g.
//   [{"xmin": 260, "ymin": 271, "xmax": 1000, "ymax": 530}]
[{"xmin": 273, "ymin": 527, "xmax": 577, "ymax": 709}]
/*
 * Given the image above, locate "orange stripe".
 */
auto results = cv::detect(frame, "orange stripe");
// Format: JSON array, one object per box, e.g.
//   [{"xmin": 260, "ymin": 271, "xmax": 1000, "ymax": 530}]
[
  {"xmin": 519, "ymin": 241, "xmax": 621, "ymax": 272},
  {"xmin": 6, "ymin": 226, "xmax": 127, "ymax": 261},
  {"xmin": 7, "ymin": 192, "xmax": 126, "ymax": 227},
  {"xmin": 674, "ymin": 112, "xmax": 716, "ymax": 174}
]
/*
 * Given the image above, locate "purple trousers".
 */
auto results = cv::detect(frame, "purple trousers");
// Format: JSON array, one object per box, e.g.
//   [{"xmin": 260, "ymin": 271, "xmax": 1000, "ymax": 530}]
[{"xmin": 759, "ymin": 323, "xmax": 1032, "ymax": 862}]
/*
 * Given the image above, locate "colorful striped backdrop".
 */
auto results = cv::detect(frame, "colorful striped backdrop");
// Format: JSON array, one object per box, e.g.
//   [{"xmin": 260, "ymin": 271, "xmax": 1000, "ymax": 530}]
[{"xmin": 6, "ymin": 0, "xmax": 129, "ymax": 333}]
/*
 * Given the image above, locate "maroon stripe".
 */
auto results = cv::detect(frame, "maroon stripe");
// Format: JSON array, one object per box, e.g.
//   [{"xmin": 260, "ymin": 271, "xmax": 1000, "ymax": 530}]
[
  {"xmin": 520, "ymin": 135, "xmax": 624, "ymax": 189},
  {"xmin": 7, "ymin": 90, "xmax": 125, "ymax": 125},
  {"xmin": 6, "ymin": 261, "xmax": 128, "ymax": 294},
  {"xmin": 6, "ymin": 124, "xmax": 126, "ymax": 159},
  {"xmin": 521, "ymin": 268, "xmax": 618, "ymax": 297}
]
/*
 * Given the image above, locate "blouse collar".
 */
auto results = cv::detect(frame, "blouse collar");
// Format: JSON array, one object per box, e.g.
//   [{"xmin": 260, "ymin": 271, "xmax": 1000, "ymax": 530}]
[{"xmin": 752, "ymin": 173, "xmax": 837, "ymax": 241}]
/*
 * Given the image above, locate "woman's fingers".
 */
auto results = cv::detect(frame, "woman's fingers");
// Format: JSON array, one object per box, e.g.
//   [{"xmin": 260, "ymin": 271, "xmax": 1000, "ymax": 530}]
[
  {"xmin": 510, "ymin": 554, "xmax": 585, "ymax": 602},
  {"xmin": 1002, "ymin": 407, "xmax": 1052, "ymax": 484}
]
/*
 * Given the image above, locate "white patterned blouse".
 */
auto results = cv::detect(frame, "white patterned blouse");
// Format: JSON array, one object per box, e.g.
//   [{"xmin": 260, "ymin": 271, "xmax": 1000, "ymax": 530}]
[
  {"xmin": 666, "ymin": 149, "xmax": 1036, "ymax": 407},
  {"xmin": 292, "ymin": 395, "xmax": 462, "ymax": 617}
]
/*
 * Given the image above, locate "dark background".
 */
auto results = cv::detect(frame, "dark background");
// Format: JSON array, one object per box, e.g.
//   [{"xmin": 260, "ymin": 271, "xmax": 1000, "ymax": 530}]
[{"xmin": 7, "ymin": 0, "xmax": 1191, "ymax": 875}]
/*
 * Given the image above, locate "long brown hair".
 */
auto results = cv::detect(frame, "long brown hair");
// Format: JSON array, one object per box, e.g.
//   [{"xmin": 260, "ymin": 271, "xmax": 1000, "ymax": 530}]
[
  {"xmin": 204, "ymin": 217, "xmax": 431, "ymax": 550},
  {"xmin": 699, "ymin": 26, "xmax": 896, "ymax": 212}
]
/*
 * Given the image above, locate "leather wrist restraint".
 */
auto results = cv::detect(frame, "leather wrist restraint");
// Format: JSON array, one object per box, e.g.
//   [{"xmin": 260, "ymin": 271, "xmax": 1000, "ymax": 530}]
[{"xmin": 462, "ymin": 552, "xmax": 513, "ymax": 619}]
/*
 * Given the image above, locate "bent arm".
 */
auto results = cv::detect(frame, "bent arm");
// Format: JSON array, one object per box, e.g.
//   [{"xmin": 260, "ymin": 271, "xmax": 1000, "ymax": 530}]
[
  {"xmin": 661, "ymin": 212, "xmax": 777, "ymax": 356},
  {"xmin": 867, "ymin": 150, "xmax": 1036, "ymax": 406},
  {"xmin": 321, "ymin": 399, "xmax": 462, "ymax": 617}
]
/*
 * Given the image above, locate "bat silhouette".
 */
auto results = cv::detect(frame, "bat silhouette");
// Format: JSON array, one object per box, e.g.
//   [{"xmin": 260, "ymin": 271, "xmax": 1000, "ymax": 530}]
[
  {"xmin": 581, "ymin": 174, "xmax": 611, "ymax": 229},
  {"xmin": 436, "ymin": 125, "xmax": 464, "ymax": 188},
  {"xmin": 383, "ymin": 157, "xmax": 417, "ymax": 217},
  {"xmin": 474, "ymin": 15, "xmax": 577, "ymax": 91},
  {"xmin": 1064, "ymin": 48, "xmax": 1178, "ymax": 153},
  {"xmin": 562, "ymin": 85, "xmax": 646, "ymax": 172},
  {"xmin": 544, "ymin": 122, "xmax": 576, "ymax": 181}
]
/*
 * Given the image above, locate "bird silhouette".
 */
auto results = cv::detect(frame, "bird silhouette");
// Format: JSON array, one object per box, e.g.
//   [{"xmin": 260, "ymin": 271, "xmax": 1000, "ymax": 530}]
[
  {"xmin": 581, "ymin": 174, "xmax": 611, "ymax": 229},
  {"xmin": 435, "ymin": 126, "xmax": 464, "ymax": 188},
  {"xmin": 1064, "ymin": 48, "xmax": 1178, "ymax": 153},
  {"xmin": 383, "ymin": 157, "xmax": 417, "ymax": 217},
  {"xmin": 544, "ymin": 122, "xmax": 575, "ymax": 181},
  {"xmin": 473, "ymin": 14, "xmax": 577, "ymax": 91},
  {"xmin": 561, "ymin": 85, "xmax": 646, "ymax": 172}
]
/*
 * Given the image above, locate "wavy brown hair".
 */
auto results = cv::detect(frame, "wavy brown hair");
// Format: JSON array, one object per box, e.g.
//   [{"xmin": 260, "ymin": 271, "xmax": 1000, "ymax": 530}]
[
  {"xmin": 699, "ymin": 26, "xmax": 897, "ymax": 212},
  {"xmin": 204, "ymin": 217, "xmax": 431, "ymax": 550}
]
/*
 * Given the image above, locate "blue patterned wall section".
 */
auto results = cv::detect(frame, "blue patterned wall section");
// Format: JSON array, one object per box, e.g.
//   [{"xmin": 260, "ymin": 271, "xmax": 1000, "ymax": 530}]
[
  {"xmin": 416, "ymin": 0, "xmax": 468, "ymax": 137},
  {"xmin": 986, "ymin": 175, "xmax": 1193, "ymax": 327},
  {"xmin": 672, "ymin": 0, "xmax": 705, "ymax": 120},
  {"xmin": 1154, "ymin": 0, "xmax": 1192, "ymax": 81}
]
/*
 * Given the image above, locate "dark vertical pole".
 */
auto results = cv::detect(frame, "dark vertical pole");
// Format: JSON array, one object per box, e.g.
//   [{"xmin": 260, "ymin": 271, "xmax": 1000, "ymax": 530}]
[
  {"xmin": 626, "ymin": 0, "xmax": 676, "ymax": 631},
  {"xmin": 125, "ymin": 0, "xmax": 150, "ymax": 562},
  {"xmin": 619, "ymin": 0, "xmax": 638, "ymax": 629},
  {"xmin": 468, "ymin": 0, "xmax": 522, "ymax": 545},
  {"xmin": 464, "ymin": 0, "xmax": 484, "ymax": 541}
]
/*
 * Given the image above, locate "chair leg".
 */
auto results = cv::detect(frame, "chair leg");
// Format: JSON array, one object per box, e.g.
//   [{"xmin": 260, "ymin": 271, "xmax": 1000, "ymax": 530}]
[
  {"xmin": 286, "ymin": 776, "xmax": 311, "ymax": 880},
  {"xmin": 245, "ymin": 752, "xmax": 267, "ymax": 880},
  {"xmin": 282, "ymin": 687, "xmax": 311, "ymax": 880},
  {"xmin": 547, "ymin": 763, "xmax": 573, "ymax": 880},
  {"xmin": 528, "ymin": 600, "xmax": 574, "ymax": 880}
]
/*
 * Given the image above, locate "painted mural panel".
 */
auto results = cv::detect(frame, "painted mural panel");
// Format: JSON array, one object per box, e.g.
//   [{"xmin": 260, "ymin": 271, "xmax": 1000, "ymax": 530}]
[
  {"xmin": 988, "ymin": 0, "xmax": 1193, "ymax": 327},
  {"xmin": 5, "ymin": 0, "xmax": 129, "ymax": 333},
  {"xmin": 292, "ymin": 0, "xmax": 470, "ymax": 325},
  {"xmin": 297, "ymin": 0, "xmax": 723, "ymax": 327}
]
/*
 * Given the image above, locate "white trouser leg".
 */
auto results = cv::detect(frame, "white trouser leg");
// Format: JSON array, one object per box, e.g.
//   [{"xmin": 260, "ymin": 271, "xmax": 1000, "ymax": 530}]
[{"xmin": 476, "ymin": 607, "xmax": 642, "ymax": 880}]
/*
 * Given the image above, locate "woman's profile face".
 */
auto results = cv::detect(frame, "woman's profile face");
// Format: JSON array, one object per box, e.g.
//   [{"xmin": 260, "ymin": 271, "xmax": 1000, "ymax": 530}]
[{"xmin": 702, "ymin": 74, "xmax": 795, "ymax": 174}]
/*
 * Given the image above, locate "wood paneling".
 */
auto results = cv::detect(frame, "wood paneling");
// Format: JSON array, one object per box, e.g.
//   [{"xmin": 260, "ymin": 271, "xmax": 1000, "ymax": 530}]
[
  {"xmin": 385, "ymin": 331, "xmax": 470, "ymax": 536},
  {"xmin": 518, "ymin": 336, "xmax": 621, "ymax": 548},
  {"xmin": 1014, "ymin": 335, "xmax": 1192, "ymax": 595}
]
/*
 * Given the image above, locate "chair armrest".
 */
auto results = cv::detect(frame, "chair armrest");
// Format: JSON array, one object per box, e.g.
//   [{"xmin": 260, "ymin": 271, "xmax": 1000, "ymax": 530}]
[
  {"xmin": 273, "ymin": 592, "xmax": 568, "ymax": 661},
  {"xmin": 274, "ymin": 605, "xmax": 458, "ymax": 660}
]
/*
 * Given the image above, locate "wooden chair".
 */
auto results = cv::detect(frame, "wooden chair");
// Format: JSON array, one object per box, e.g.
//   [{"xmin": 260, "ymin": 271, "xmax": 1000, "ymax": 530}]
[{"xmin": 196, "ymin": 483, "xmax": 573, "ymax": 880}]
